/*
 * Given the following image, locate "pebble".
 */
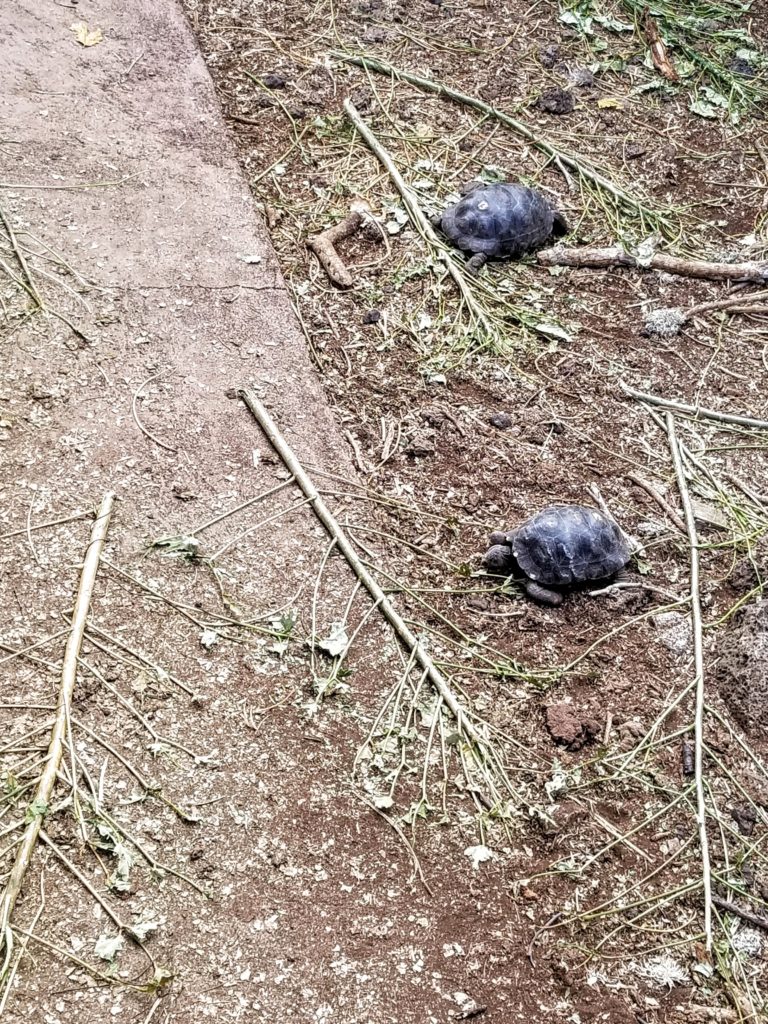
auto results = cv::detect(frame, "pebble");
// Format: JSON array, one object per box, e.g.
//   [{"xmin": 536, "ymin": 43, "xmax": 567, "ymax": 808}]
[{"xmin": 489, "ymin": 412, "xmax": 512, "ymax": 429}]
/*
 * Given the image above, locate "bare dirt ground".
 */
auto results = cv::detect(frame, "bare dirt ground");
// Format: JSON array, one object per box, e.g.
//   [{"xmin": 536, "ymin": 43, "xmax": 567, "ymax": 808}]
[{"xmin": 2, "ymin": 0, "xmax": 768, "ymax": 1022}]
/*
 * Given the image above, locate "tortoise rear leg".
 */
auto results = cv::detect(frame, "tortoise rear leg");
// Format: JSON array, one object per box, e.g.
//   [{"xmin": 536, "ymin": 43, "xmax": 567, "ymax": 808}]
[
  {"xmin": 524, "ymin": 580, "xmax": 564, "ymax": 606},
  {"xmin": 466, "ymin": 253, "xmax": 488, "ymax": 274}
]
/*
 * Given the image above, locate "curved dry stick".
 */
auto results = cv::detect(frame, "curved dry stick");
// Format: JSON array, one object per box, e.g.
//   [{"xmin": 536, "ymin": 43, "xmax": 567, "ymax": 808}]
[
  {"xmin": 0, "ymin": 493, "xmax": 115, "ymax": 966},
  {"xmin": 131, "ymin": 371, "xmax": 177, "ymax": 454}
]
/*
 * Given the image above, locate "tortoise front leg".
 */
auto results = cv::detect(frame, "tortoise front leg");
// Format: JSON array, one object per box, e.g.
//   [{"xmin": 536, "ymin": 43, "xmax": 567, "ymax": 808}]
[
  {"xmin": 524, "ymin": 580, "xmax": 564, "ymax": 606},
  {"xmin": 466, "ymin": 253, "xmax": 488, "ymax": 274}
]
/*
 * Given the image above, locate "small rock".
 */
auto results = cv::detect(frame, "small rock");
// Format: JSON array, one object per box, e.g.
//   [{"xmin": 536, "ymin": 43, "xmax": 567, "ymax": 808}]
[
  {"xmin": 262, "ymin": 73, "xmax": 287, "ymax": 89},
  {"xmin": 537, "ymin": 87, "xmax": 575, "ymax": 115},
  {"xmin": 363, "ymin": 25, "xmax": 388, "ymax": 42},
  {"xmin": 644, "ymin": 307, "xmax": 686, "ymax": 338},
  {"xmin": 489, "ymin": 412, "xmax": 513, "ymax": 429},
  {"xmin": 616, "ymin": 718, "xmax": 644, "ymax": 751},
  {"xmin": 715, "ymin": 601, "xmax": 768, "ymax": 735},
  {"xmin": 730, "ymin": 56, "xmax": 755, "ymax": 78},
  {"xmin": 404, "ymin": 428, "xmax": 436, "ymax": 457},
  {"xmin": 420, "ymin": 407, "xmax": 446, "ymax": 428},
  {"xmin": 731, "ymin": 804, "xmax": 757, "ymax": 837},
  {"xmin": 654, "ymin": 611, "xmax": 693, "ymax": 657},
  {"xmin": 625, "ymin": 141, "xmax": 647, "ymax": 160},
  {"xmin": 539, "ymin": 44, "xmax": 559, "ymax": 69},
  {"xmin": 568, "ymin": 66, "xmax": 594, "ymax": 88},
  {"xmin": 362, "ymin": 308, "xmax": 382, "ymax": 324}
]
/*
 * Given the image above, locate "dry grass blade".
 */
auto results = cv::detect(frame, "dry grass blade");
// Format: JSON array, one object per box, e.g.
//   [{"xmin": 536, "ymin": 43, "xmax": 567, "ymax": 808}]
[
  {"xmin": 0, "ymin": 492, "xmax": 115, "ymax": 972},
  {"xmin": 667, "ymin": 414, "xmax": 713, "ymax": 949}
]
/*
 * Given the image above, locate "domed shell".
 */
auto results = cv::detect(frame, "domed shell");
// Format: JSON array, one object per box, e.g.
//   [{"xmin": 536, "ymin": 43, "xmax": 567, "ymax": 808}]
[
  {"xmin": 440, "ymin": 183, "xmax": 560, "ymax": 259},
  {"xmin": 512, "ymin": 505, "xmax": 630, "ymax": 586}
]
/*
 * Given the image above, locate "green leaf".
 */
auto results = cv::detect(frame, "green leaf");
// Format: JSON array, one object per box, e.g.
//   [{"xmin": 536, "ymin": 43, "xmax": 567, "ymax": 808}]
[{"xmin": 24, "ymin": 798, "xmax": 48, "ymax": 823}]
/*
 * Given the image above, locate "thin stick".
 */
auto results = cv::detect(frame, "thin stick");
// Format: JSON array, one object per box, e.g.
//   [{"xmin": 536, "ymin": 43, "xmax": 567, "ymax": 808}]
[
  {"xmin": 131, "ymin": 371, "xmax": 177, "ymax": 453},
  {"xmin": 0, "ymin": 201, "xmax": 44, "ymax": 308},
  {"xmin": 0, "ymin": 509, "xmax": 90, "ymax": 542},
  {"xmin": 626, "ymin": 472, "xmax": 687, "ymax": 532},
  {"xmin": 0, "ymin": 492, "xmax": 115, "ymax": 957},
  {"xmin": 684, "ymin": 287, "xmax": 768, "ymax": 321},
  {"xmin": 623, "ymin": 383, "xmax": 768, "ymax": 430},
  {"xmin": 238, "ymin": 390, "xmax": 497, "ymax": 769},
  {"xmin": 712, "ymin": 894, "xmax": 768, "ymax": 933},
  {"xmin": 331, "ymin": 52, "xmax": 664, "ymax": 226},
  {"xmin": 538, "ymin": 244, "xmax": 768, "ymax": 283},
  {"xmin": 342, "ymin": 98, "xmax": 494, "ymax": 337},
  {"xmin": 667, "ymin": 415, "xmax": 712, "ymax": 950}
]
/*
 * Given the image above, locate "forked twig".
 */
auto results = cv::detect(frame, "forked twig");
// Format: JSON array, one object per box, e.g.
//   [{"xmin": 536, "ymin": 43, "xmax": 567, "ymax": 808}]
[
  {"xmin": 0, "ymin": 492, "xmax": 115, "ymax": 967},
  {"xmin": 307, "ymin": 200, "xmax": 374, "ymax": 288},
  {"xmin": 667, "ymin": 415, "xmax": 713, "ymax": 950}
]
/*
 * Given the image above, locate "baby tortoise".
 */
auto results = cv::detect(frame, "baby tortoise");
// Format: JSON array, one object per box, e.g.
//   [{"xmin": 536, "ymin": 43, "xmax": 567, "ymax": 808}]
[
  {"xmin": 437, "ymin": 181, "xmax": 568, "ymax": 272},
  {"xmin": 482, "ymin": 505, "xmax": 631, "ymax": 606}
]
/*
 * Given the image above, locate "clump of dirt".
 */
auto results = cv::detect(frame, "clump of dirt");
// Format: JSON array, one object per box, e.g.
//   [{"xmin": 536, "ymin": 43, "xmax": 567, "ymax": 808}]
[
  {"xmin": 716, "ymin": 601, "xmax": 768, "ymax": 734},
  {"xmin": 545, "ymin": 702, "xmax": 601, "ymax": 750}
]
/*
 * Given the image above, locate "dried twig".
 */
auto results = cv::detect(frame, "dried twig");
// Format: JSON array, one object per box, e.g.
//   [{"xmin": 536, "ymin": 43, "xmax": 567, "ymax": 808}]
[
  {"xmin": 238, "ymin": 389, "xmax": 503, "ymax": 785},
  {"xmin": 0, "ymin": 492, "xmax": 115, "ymax": 964},
  {"xmin": 622, "ymin": 383, "xmax": 768, "ymax": 430},
  {"xmin": 307, "ymin": 200, "xmax": 373, "ymax": 288},
  {"xmin": 342, "ymin": 98, "xmax": 494, "ymax": 336},
  {"xmin": 131, "ymin": 371, "xmax": 177, "ymax": 454},
  {"xmin": 644, "ymin": 9, "xmax": 678, "ymax": 82},
  {"xmin": 667, "ymin": 415, "xmax": 712, "ymax": 950},
  {"xmin": 332, "ymin": 52, "xmax": 671, "ymax": 230},
  {"xmin": 626, "ymin": 472, "xmax": 687, "ymax": 532},
  {"xmin": 537, "ymin": 245, "xmax": 768, "ymax": 283},
  {"xmin": 712, "ymin": 894, "xmax": 768, "ymax": 933}
]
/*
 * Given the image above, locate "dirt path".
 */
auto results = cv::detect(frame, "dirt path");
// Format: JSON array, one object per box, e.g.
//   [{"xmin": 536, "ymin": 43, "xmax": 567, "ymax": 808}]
[{"xmin": 1, "ymin": 4, "xmax": 560, "ymax": 1023}]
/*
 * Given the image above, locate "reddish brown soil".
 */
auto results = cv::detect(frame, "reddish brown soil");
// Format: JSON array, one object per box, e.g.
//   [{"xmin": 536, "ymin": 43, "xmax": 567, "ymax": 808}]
[{"xmin": 2, "ymin": 1, "xmax": 768, "ymax": 1022}]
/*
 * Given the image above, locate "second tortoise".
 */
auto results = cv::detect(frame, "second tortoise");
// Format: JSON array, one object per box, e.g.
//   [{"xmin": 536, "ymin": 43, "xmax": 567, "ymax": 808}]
[{"xmin": 483, "ymin": 505, "xmax": 631, "ymax": 605}]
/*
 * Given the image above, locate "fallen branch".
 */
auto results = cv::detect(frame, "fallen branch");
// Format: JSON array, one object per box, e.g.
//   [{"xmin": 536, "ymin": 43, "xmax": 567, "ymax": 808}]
[
  {"xmin": 307, "ymin": 200, "xmax": 372, "ymax": 288},
  {"xmin": 537, "ymin": 245, "xmax": 768, "ymax": 283},
  {"xmin": 684, "ymin": 287, "xmax": 768, "ymax": 320},
  {"xmin": 238, "ymin": 389, "xmax": 502, "ymax": 788},
  {"xmin": 666, "ymin": 415, "xmax": 713, "ymax": 950},
  {"xmin": 644, "ymin": 9, "xmax": 678, "ymax": 82},
  {"xmin": 622, "ymin": 383, "xmax": 768, "ymax": 430},
  {"xmin": 0, "ymin": 492, "xmax": 115, "ymax": 967},
  {"xmin": 331, "ymin": 51, "xmax": 672, "ymax": 231}
]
